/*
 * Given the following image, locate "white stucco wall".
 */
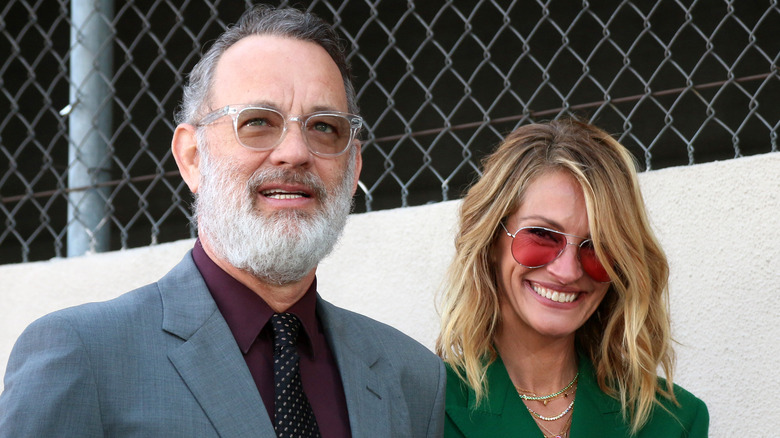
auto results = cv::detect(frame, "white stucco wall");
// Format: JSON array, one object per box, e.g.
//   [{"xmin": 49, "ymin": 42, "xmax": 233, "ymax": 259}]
[{"xmin": 1, "ymin": 152, "xmax": 778, "ymax": 435}]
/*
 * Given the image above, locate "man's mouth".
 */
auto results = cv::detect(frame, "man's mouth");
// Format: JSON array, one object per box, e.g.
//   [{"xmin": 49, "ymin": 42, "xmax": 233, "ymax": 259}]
[{"xmin": 531, "ymin": 282, "xmax": 579, "ymax": 303}]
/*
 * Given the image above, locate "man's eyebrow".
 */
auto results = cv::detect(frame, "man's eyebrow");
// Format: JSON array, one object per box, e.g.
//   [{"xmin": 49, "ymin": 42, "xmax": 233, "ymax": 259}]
[
  {"xmin": 241, "ymin": 103, "xmax": 345, "ymax": 114},
  {"xmin": 308, "ymin": 104, "xmax": 346, "ymax": 113},
  {"xmin": 245, "ymin": 100, "xmax": 280, "ymax": 110}
]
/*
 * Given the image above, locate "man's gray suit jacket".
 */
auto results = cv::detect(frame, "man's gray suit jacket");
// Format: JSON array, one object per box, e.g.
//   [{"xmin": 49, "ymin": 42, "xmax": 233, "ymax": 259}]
[{"xmin": 0, "ymin": 253, "xmax": 446, "ymax": 437}]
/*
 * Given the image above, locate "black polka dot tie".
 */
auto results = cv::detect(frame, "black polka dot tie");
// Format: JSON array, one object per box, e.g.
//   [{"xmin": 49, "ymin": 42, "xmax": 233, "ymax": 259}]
[{"xmin": 271, "ymin": 313, "xmax": 321, "ymax": 438}]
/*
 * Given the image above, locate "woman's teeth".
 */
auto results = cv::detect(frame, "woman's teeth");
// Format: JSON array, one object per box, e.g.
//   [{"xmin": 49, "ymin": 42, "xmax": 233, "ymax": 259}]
[{"xmin": 532, "ymin": 283, "xmax": 578, "ymax": 303}]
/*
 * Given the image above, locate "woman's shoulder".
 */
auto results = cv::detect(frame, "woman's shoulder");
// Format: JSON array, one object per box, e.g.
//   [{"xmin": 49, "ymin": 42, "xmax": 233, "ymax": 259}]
[
  {"xmin": 663, "ymin": 378, "xmax": 706, "ymax": 406},
  {"xmin": 641, "ymin": 378, "xmax": 709, "ymax": 437},
  {"xmin": 443, "ymin": 359, "xmax": 502, "ymax": 408},
  {"xmin": 444, "ymin": 362, "xmax": 471, "ymax": 406},
  {"xmin": 663, "ymin": 378, "xmax": 709, "ymax": 419},
  {"xmin": 578, "ymin": 355, "xmax": 708, "ymax": 436},
  {"xmin": 444, "ymin": 355, "xmax": 518, "ymax": 411}
]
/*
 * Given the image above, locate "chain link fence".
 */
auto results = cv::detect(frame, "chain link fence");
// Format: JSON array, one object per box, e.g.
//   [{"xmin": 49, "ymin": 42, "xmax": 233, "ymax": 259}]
[{"xmin": 1, "ymin": 0, "xmax": 778, "ymax": 264}]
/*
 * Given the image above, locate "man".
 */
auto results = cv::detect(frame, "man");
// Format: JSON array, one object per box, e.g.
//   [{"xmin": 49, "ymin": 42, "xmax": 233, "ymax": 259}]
[{"xmin": 0, "ymin": 6, "xmax": 445, "ymax": 437}]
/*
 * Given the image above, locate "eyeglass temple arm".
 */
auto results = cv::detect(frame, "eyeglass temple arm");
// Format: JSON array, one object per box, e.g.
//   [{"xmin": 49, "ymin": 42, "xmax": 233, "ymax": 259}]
[
  {"xmin": 498, "ymin": 221, "xmax": 513, "ymax": 237},
  {"xmin": 196, "ymin": 106, "xmax": 236, "ymax": 126}
]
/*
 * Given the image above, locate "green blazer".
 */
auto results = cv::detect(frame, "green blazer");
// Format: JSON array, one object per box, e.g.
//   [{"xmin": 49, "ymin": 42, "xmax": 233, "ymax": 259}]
[{"xmin": 445, "ymin": 355, "xmax": 708, "ymax": 437}]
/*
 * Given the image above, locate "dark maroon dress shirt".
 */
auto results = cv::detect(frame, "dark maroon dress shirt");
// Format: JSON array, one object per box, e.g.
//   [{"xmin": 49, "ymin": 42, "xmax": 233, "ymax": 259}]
[{"xmin": 192, "ymin": 240, "xmax": 351, "ymax": 437}]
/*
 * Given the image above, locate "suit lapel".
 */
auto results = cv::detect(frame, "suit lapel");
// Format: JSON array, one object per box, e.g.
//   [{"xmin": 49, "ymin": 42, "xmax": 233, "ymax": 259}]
[
  {"xmin": 317, "ymin": 299, "xmax": 392, "ymax": 438},
  {"xmin": 160, "ymin": 254, "xmax": 275, "ymax": 437},
  {"xmin": 568, "ymin": 357, "xmax": 629, "ymax": 438},
  {"xmin": 446, "ymin": 356, "xmax": 538, "ymax": 437}
]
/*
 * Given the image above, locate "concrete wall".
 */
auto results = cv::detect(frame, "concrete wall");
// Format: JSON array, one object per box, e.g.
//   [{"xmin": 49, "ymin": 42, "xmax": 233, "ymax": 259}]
[{"xmin": 1, "ymin": 152, "xmax": 778, "ymax": 436}]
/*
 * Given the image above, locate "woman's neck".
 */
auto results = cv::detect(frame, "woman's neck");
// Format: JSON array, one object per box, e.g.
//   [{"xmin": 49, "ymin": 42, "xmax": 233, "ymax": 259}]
[{"xmin": 494, "ymin": 326, "xmax": 579, "ymax": 395}]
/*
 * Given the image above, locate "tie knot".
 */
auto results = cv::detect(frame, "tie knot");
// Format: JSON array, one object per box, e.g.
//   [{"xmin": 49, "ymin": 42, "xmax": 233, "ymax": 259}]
[{"xmin": 271, "ymin": 312, "xmax": 301, "ymax": 350}]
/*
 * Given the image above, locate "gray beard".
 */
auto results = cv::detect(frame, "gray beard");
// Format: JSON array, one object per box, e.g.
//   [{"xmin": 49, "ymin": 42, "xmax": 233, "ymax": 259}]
[{"xmin": 194, "ymin": 145, "xmax": 355, "ymax": 286}]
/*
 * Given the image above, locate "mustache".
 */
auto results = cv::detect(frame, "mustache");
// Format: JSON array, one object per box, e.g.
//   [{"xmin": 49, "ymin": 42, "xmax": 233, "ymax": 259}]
[{"xmin": 245, "ymin": 167, "xmax": 328, "ymax": 200}]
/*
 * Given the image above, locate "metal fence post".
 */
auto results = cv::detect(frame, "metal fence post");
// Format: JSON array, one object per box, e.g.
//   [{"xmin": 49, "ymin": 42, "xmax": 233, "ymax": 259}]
[{"xmin": 67, "ymin": 0, "xmax": 114, "ymax": 256}]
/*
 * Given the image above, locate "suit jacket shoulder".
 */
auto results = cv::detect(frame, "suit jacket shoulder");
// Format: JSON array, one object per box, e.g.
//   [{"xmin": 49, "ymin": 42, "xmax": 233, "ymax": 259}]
[{"xmin": 0, "ymin": 253, "xmax": 270, "ymax": 437}]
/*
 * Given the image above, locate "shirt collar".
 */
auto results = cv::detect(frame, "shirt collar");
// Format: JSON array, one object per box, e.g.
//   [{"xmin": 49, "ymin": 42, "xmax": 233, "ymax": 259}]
[{"xmin": 191, "ymin": 239, "xmax": 320, "ymax": 358}]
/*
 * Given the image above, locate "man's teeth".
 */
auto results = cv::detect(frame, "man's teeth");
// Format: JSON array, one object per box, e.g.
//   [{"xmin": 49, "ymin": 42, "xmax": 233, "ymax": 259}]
[
  {"xmin": 532, "ymin": 284, "xmax": 578, "ymax": 303},
  {"xmin": 262, "ymin": 190, "xmax": 306, "ymax": 200},
  {"xmin": 268, "ymin": 193, "xmax": 302, "ymax": 200}
]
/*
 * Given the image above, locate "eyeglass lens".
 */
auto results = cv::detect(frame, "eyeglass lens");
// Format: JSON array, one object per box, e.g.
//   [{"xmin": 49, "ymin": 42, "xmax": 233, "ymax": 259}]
[
  {"xmin": 236, "ymin": 108, "xmax": 353, "ymax": 155},
  {"xmin": 510, "ymin": 227, "xmax": 610, "ymax": 282}
]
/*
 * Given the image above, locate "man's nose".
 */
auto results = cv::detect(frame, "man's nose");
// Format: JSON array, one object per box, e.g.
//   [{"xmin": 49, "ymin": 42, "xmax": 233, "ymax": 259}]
[{"xmin": 267, "ymin": 122, "xmax": 311, "ymax": 167}]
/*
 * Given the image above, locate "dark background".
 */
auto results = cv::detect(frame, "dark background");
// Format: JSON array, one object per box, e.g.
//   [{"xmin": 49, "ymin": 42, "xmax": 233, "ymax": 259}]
[{"xmin": 1, "ymin": 0, "xmax": 777, "ymax": 263}]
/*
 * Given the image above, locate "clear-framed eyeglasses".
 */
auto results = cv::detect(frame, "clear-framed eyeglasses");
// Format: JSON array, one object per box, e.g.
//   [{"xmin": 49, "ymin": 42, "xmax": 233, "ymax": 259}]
[{"xmin": 196, "ymin": 104, "xmax": 363, "ymax": 158}]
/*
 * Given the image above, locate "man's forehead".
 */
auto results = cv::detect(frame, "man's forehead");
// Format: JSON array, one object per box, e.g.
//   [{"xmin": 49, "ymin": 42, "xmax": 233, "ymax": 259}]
[{"xmin": 209, "ymin": 34, "xmax": 346, "ymax": 109}]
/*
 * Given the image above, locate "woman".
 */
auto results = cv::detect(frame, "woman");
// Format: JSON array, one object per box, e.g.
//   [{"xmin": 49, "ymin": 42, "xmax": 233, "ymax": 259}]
[{"xmin": 437, "ymin": 119, "xmax": 708, "ymax": 437}]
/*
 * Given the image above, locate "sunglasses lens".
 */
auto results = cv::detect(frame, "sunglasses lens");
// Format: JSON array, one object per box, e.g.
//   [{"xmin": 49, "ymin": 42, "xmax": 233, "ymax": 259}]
[
  {"xmin": 579, "ymin": 242, "xmax": 610, "ymax": 282},
  {"xmin": 509, "ymin": 226, "xmax": 611, "ymax": 282},
  {"xmin": 511, "ymin": 227, "xmax": 567, "ymax": 267}
]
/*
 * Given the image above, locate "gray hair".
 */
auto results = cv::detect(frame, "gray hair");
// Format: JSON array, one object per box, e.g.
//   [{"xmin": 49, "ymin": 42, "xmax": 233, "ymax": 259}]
[{"xmin": 174, "ymin": 5, "xmax": 358, "ymax": 125}]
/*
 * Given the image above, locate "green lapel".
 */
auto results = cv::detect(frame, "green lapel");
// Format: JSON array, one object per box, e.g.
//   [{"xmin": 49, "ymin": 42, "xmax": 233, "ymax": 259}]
[
  {"xmin": 445, "ymin": 356, "xmax": 540, "ymax": 437},
  {"xmin": 568, "ymin": 356, "xmax": 631, "ymax": 437}
]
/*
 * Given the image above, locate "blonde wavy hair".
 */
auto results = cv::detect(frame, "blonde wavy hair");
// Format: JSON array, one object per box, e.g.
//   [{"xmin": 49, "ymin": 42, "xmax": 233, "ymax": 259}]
[{"xmin": 436, "ymin": 118, "xmax": 676, "ymax": 433}]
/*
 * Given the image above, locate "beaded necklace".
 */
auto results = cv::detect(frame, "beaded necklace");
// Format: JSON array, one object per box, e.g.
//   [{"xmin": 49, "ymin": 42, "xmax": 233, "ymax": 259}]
[
  {"xmin": 515, "ymin": 372, "xmax": 579, "ymax": 406},
  {"xmin": 526, "ymin": 398, "xmax": 575, "ymax": 421},
  {"xmin": 536, "ymin": 412, "xmax": 573, "ymax": 438}
]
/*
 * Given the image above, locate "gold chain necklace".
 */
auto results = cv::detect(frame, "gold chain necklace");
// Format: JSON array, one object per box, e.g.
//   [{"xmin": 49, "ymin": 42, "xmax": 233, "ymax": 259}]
[{"xmin": 515, "ymin": 372, "xmax": 579, "ymax": 406}]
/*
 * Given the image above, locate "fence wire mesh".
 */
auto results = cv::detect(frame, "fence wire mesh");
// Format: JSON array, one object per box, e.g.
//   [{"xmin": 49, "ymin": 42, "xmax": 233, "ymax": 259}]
[{"xmin": 1, "ymin": 0, "xmax": 778, "ymax": 264}]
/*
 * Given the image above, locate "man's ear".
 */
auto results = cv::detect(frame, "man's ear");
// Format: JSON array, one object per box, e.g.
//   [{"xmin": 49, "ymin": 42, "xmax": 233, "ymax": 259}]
[
  {"xmin": 350, "ymin": 140, "xmax": 363, "ymax": 196},
  {"xmin": 172, "ymin": 123, "xmax": 201, "ymax": 193}
]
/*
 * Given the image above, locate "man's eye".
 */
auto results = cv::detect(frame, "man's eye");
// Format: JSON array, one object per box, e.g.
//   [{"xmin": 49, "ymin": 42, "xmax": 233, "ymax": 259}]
[
  {"xmin": 311, "ymin": 121, "xmax": 336, "ymax": 134},
  {"xmin": 245, "ymin": 118, "xmax": 271, "ymax": 127}
]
